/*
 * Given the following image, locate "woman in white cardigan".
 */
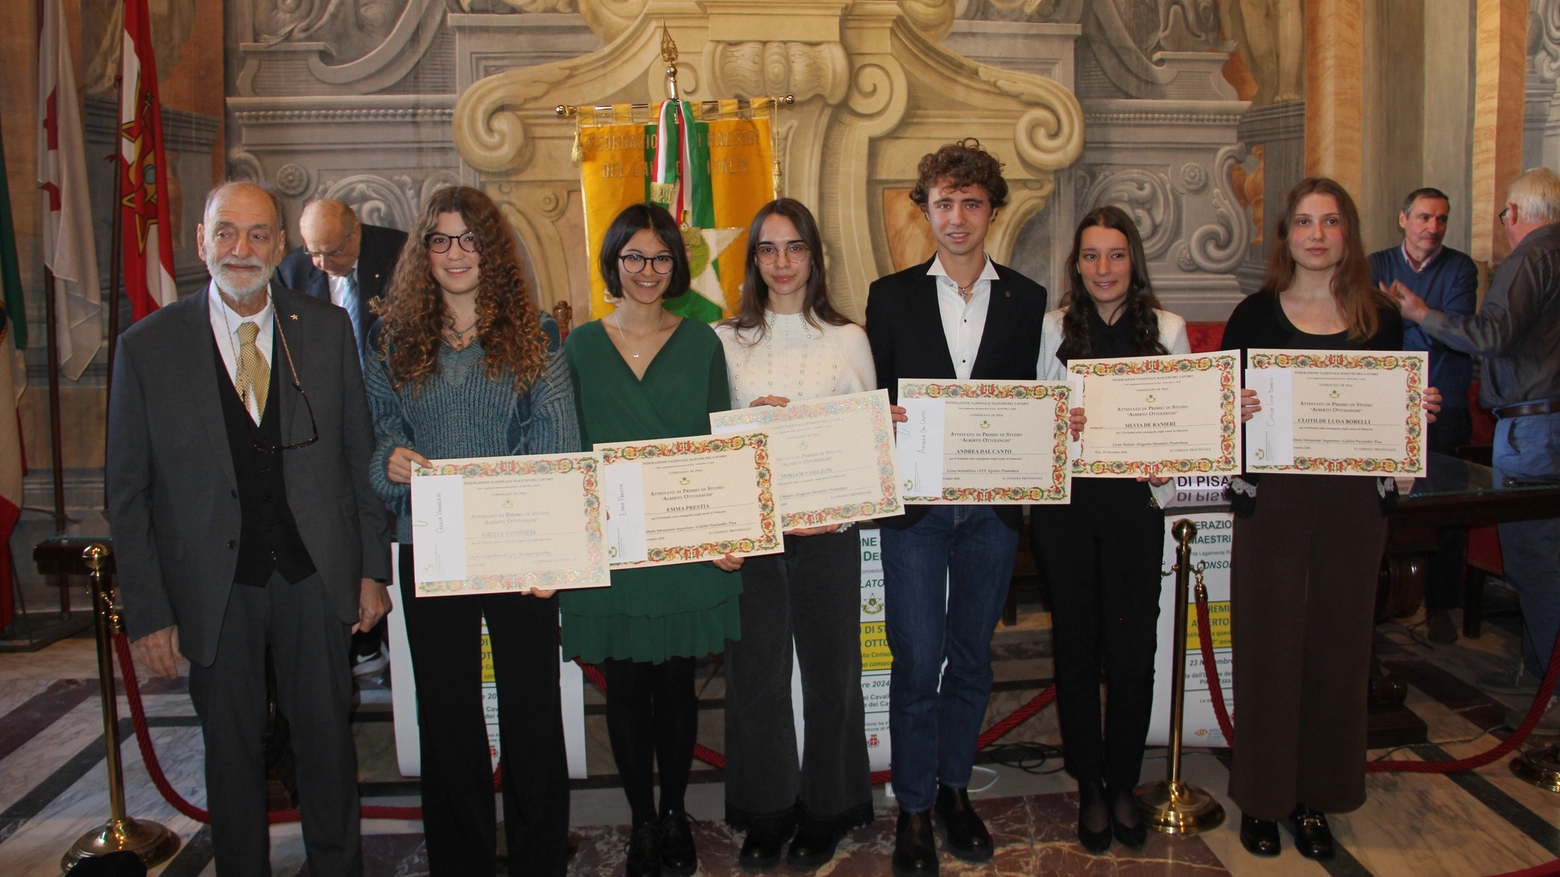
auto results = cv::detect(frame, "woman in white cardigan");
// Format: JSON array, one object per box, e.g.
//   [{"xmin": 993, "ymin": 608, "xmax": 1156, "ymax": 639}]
[
  {"xmin": 715, "ymin": 198, "xmax": 876, "ymax": 872},
  {"xmin": 1033, "ymin": 205, "xmax": 1189, "ymax": 855}
]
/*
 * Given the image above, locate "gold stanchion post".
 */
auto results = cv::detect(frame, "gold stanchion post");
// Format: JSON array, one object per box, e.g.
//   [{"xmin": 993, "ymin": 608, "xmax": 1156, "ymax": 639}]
[
  {"xmin": 61, "ymin": 543, "xmax": 179, "ymax": 873},
  {"xmin": 1511, "ymin": 743, "xmax": 1560, "ymax": 791},
  {"xmin": 1134, "ymin": 519, "xmax": 1226, "ymax": 833}
]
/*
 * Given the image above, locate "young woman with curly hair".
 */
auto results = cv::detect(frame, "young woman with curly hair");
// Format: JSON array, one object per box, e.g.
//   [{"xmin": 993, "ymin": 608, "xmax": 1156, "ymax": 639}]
[
  {"xmin": 1223, "ymin": 177, "xmax": 1439, "ymax": 859},
  {"xmin": 560, "ymin": 202, "xmax": 743, "ymax": 877},
  {"xmin": 715, "ymin": 198, "xmax": 876, "ymax": 871},
  {"xmin": 1032, "ymin": 205, "xmax": 1188, "ymax": 854},
  {"xmin": 365, "ymin": 185, "xmax": 578, "ymax": 875}
]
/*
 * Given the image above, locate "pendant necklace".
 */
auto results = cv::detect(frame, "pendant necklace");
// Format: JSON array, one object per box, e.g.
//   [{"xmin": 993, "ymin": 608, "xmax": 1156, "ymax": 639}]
[
  {"xmin": 614, "ymin": 309, "xmax": 664, "ymax": 359},
  {"xmin": 449, "ymin": 318, "xmax": 478, "ymax": 347},
  {"xmin": 956, "ymin": 280, "xmax": 977, "ymax": 303}
]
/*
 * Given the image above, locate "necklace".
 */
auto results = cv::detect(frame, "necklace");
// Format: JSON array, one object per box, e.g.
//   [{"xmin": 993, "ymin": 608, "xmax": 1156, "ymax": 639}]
[
  {"xmin": 447, "ymin": 318, "xmax": 479, "ymax": 347},
  {"xmin": 613, "ymin": 308, "xmax": 664, "ymax": 359},
  {"xmin": 955, "ymin": 279, "xmax": 977, "ymax": 302}
]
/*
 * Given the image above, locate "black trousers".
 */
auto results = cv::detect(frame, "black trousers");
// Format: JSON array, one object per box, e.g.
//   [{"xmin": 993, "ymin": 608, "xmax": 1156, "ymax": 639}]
[
  {"xmin": 1031, "ymin": 480, "xmax": 1165, "ymax": 792},
  {"xmin": 1227, "ymin": 475, "xmax": 1386, "ymax": 820},
  {"xmin": 1425, "ymin": 408, "xmax": 1473, "ymax": 611},
  {"xmin": 397, "ymin": 549, "xmax": 570, "ymax": 876},
  {"xmin": 187, "ymin": 571, "xmax": 360, "ymax": 877},
  {"xmin": 723, "ymin": 529, "xmax": 872, "ymax": 829}
]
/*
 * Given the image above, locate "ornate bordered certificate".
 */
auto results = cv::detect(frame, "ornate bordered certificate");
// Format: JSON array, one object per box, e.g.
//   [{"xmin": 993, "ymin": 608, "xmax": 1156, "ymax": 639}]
[
  {"xmin": 1243, "ymin": 349, "xmax": 1428, "ymax": 476},
  {"xmin": 409, "ymin": 453, "xmax": 608, "ymax": 596},
  {"xmin": 1068, "ymin": 352, "xmax": 1241, "ymax": 477},
  {"xmin": 596, "ymin": 432, "xmax": 784, "ymax": 568},
  {"xmin": 896, "ymin": 380, "xmax": 1073, "ymax": 504},
  {"xmin": 708, "ymin": 389, "xmax": 903, "ymax": 529}
]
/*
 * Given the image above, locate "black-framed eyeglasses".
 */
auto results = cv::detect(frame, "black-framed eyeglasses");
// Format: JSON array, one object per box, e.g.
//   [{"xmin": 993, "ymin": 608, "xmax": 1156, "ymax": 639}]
[
  {"xmin": 246, "ymin": 323, "xmax": 319, "ymax": 453},
  {"xmin": 619, "ymin": 253, "xmax": 676, "ymax": 275},
  {"xmin": 756, "ymin": 242, "xmax": 810, "ymax": 264},
  {"xmin": 425, "ymin": 231, "xmax": 478, "ymax": 254},
  {"xmin": 1499, "ymin": 207, "xmax": 1510, "ymax": 226}
]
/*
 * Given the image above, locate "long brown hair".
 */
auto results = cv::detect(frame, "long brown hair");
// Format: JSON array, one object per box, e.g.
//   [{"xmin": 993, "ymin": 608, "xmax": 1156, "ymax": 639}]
[
  {"xmin": 1261, "ymin": 177, "xmax": 1388, "ymax": 341},
  {"xmin": 1058, "ymin": 205, "xmax": 1165, "ymax": 362},
  {"xmin": 725, "ymin": 198, "xmax": 851, "ymax": 342},
  {"xmin": 371, "ymin": 186, "xmax": 550, "ymax": 392}
]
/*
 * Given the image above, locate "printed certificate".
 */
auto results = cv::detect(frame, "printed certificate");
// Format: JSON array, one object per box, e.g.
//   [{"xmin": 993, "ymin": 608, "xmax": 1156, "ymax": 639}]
[
  {"xmin": 409, "ymin": 453, "xmax": 608, "ymax": 596},
  {"xmin": 709, "ymin": 389, "xmax": 903, "ymax": 529},
  {"xmin": 596, "ymin": 432, "xmax": 784, "ymax": 568},
  {"xmin": 1244, "ymin": 349, "xmax": 1427, "ymax": 476},
  {"xmin": 896, "ymin": 380, "xmax": 1073, "ymax": 504},
  {"xmin": 1069, "ymin": 352, "xmax": 1241, "ymax": 477}
]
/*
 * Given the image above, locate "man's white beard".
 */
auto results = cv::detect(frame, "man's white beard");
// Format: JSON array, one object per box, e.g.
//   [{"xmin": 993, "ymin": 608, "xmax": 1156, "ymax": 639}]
[{"xmin": 211, "ymin": 258, "xmax": 275, "ymax": 303}]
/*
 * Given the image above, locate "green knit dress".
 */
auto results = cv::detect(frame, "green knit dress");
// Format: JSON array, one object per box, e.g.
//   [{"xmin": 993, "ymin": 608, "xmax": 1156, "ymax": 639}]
[{"xmin": 559, "ymin": 316, "xmax": 743, "ymax": 664}]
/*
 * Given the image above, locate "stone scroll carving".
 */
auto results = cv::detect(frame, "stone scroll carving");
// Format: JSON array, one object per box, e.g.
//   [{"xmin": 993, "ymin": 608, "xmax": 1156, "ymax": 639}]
[
  {"xmin": 1079, "ymin": 167, "xmax": 1178, "ymax": 259},
  {"xmin": 1533, "ymin": 0, "xmax": 1560, "ymax": 83},
  {"xmin": 954, "ymin": 0, "xmax": 1082, "ymax": 23},
  {"xmin": 453, "ymin": 0, "xmax": 1085, "ymax": 321},
  {"xmin": 1185, "ymin": 144, "xmax": 1251, "ymax": 273},
  {"xmin": 236, "ymin": 0, "xmax": 447, "ymax": 96}
]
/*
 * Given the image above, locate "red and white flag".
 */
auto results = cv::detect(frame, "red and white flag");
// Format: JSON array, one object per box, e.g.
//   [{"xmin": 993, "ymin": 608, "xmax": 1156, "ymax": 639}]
[
  {"xmin": 37, "ymin": 0, "xmax": 103, "ymax": 381},
  {"xmin": 120, "ymin": 0, "xmax": 177, "ymax": 322}
]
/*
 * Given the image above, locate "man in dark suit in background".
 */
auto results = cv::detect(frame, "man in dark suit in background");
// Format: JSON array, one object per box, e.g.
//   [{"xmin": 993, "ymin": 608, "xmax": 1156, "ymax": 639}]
[
  {"xmin": 865, "ymin": 140, "xmax": 1058, "ymax": 877},
  {"xmin": 108, "ymin": 181, "xmax": 392, "ymax": 877},
  {"xmin": 277, "ymin": 199, "xmax": 407, "ymax": 361},
  {"xmin": 278, "ymin": 198, "xmax": 406, "ymax": 674}
]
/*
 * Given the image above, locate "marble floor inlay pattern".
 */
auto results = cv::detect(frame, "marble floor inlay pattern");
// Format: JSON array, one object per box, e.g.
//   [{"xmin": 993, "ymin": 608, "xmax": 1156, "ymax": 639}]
[{"xmin": 0, "ymin": 594, "xmax": 1557, "ymax": 876}]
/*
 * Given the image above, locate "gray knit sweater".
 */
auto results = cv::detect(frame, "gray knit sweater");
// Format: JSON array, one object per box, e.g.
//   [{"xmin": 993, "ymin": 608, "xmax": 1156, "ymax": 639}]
[{"xmin": 365, "ymin": 314, "xmax": 580, "ymax": 543}]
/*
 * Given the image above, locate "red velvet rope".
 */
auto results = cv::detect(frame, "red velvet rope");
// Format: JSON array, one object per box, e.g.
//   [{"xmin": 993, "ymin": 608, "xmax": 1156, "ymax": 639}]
[{"xmin": 1190, "ymin": 588, "xmax": 1560, "ymax": 774}]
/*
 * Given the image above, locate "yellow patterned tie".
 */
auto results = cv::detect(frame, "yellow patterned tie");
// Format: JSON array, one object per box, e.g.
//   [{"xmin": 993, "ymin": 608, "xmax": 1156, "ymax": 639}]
[{"xmin": 235, "ymin": 322, "xmax": 269, "ymax": 420}]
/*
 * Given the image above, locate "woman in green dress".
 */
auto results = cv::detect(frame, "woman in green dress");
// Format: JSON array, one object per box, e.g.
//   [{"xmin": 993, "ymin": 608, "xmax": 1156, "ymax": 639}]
[{"xmin": 562, "ymin": 202, "xmax": 743, "ymax": 877}]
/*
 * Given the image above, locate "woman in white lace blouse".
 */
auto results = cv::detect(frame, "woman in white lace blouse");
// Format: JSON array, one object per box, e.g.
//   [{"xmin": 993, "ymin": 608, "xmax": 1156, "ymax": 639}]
[{"xmin": 715, "ymin": 199, "xmax": 876, "ymax": 872}]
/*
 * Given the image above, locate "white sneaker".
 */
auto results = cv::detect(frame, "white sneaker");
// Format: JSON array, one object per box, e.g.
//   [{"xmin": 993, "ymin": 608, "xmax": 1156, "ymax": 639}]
[{"xmin": 351, "ymin": 646, "xmax": 389, "ymax": 677}]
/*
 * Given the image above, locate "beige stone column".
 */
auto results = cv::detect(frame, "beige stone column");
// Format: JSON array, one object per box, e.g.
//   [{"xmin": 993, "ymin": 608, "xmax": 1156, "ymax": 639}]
[
  {"xmin": 1471, "ymin": 0, "xmax": 1529, "ymax": 262},
  {"xmin": 1304, "ymin": 0, "xmax": 1364, "ymax": 199}
]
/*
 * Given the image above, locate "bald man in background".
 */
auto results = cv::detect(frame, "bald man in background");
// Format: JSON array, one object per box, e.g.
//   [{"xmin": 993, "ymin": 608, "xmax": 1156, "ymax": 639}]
[
  {"xmin": 279, "ymin": 200, "xmax": 407, "ymax": 677},
  {"xmin": 278, "ymin": 199, "xmax": 408, "ymax": 361}
]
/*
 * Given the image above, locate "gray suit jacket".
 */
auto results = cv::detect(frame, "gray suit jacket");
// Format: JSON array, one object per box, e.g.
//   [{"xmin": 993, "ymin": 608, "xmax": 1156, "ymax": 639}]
[{"xmin": 106, "ymin": 284, "xmax": 393, "ymax": 667}]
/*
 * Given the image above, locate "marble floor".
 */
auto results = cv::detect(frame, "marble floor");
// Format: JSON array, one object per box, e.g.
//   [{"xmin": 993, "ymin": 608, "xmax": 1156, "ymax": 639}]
[{"xmin": 1, "ymin": 589, "xmax": 1557, "ymax": 877}]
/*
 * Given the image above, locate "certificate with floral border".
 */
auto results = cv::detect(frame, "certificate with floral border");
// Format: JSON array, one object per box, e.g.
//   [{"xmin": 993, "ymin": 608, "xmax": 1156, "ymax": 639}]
[
  {"xmin": 1068, "ymin": 352, "xmax": 1241, "ymax": 478},
  {"xmin": 1244, "ymin": 349, "xmax": 1427, "ymax": 476},
  {"xmin": 896, "ymin": 380, "xmax": 1073, "ymax": 504},
  {"xmin": 596, "ymin": 432, "xmax": 784, "ymax": 568},
  {"xmin": 709, "ymin": 389, "xmax": 904, "ymax": 529},
  {"xmin": 410, "ymin": 453, "xmax": 608, "ymax": 597}
]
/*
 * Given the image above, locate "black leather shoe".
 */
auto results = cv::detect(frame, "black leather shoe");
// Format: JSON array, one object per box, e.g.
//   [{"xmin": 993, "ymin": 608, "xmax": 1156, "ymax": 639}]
[
  {"xmin": 1075, "ymin": 780, "xmax": 1112, "ymax": 854},
  {"xmin": 1239, "ymin": 814, "xmax": 1281, "ymax": 857},
  {"xmin": 1287, "ymin": 804, "xmax": 1335, "ymax": 859},
  {"xmin": 786, "ymin": 818, "xmax": 843, "ymax": 869},
  {"xmin": 934, "ymin": 783, "xmax": 993, "ymax": 863},
  {"xmin": 738, "ymin": 822, "xmax": 788, "ymax": 871},
  {"xmin": 626, "ymin": 821, "xmax": 663, "ymax": 877},
  {"xmin": 658, "ymin": 811, "xmax": 697, "ymax": 877},
  {"xmin": 1107, "ymin": 784, "xmax": 1147, "ymax": 849},
  {"xmin": 892, "ymin": 809, "xmax": 939, "ymax": 877}
]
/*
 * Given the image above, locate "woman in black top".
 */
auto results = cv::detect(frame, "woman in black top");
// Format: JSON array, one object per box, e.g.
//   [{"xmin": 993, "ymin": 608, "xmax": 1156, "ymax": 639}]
[
  {"xmin": 1033, "ymin": 206, "xmax": 1189, "ymax": 853},
  {"xmin": 1223, "ymin": 178, "xmax": 1439, "ymax": 859}
]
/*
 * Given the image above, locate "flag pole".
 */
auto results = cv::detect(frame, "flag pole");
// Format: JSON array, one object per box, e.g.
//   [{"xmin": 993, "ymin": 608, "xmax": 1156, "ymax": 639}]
[
  {"xmin": 41, "ymin": 266, "xmax": 65, "ymax": 534},
  {"xmin": 103, "ymin": 71, "xmax": 124, "ymax": 510}
]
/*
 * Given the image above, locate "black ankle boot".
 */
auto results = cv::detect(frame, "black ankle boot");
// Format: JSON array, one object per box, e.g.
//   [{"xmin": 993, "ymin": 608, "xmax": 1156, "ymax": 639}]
[
  {"xmin": 891, "ymin": 809, "xmax": 938, "ymax": 877},
  {"xmin": 933, "ymin": 782, "xmax": 993, "ymax": 863},
  {"xmin": 737, "ymin": 815, "xmax": 792, "ymax": 872},
  {"xmin": 786, "ymin": 817, "xmax": 845, "ymax": 869},
  {"xmin": 1076, "ymin": 780, "xmax": 1111, "ymax": 854}
]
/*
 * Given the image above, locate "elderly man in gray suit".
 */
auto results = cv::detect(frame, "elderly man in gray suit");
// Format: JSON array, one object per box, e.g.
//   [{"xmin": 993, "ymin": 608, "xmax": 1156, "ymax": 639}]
[{"xmin": 107, "ymin": 180, "xmax": 392, "ymax": 877}]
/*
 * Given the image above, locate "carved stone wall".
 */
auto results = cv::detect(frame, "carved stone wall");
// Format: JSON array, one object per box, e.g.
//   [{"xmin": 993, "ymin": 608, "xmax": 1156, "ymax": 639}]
[{"xmin": 224, "ymin": 0, "xmax": 1264, "ymax": 322}]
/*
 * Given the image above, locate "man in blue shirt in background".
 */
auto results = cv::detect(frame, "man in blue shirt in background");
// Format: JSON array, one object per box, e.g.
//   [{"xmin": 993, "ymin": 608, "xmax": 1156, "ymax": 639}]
[{"xmin": 1371, "ymin": 187, "xmax": 1478, "ymax": 645}]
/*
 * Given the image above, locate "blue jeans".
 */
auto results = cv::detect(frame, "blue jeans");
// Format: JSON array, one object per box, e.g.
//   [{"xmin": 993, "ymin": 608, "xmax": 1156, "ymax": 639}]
[
  {"xmin": 1494, "ymin": 412, "xmax": 1560, "ymax": 678},
  {"xmin": 882, "ymin": 506, "xmax": 1019, "ymax": 812}
]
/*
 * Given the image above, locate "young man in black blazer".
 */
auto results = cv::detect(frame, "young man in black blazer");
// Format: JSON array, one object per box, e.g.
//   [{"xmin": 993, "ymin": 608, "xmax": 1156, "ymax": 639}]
[{"xmin": 865, "ymin": 140, "xmax": 1049, "ymax": 876}]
